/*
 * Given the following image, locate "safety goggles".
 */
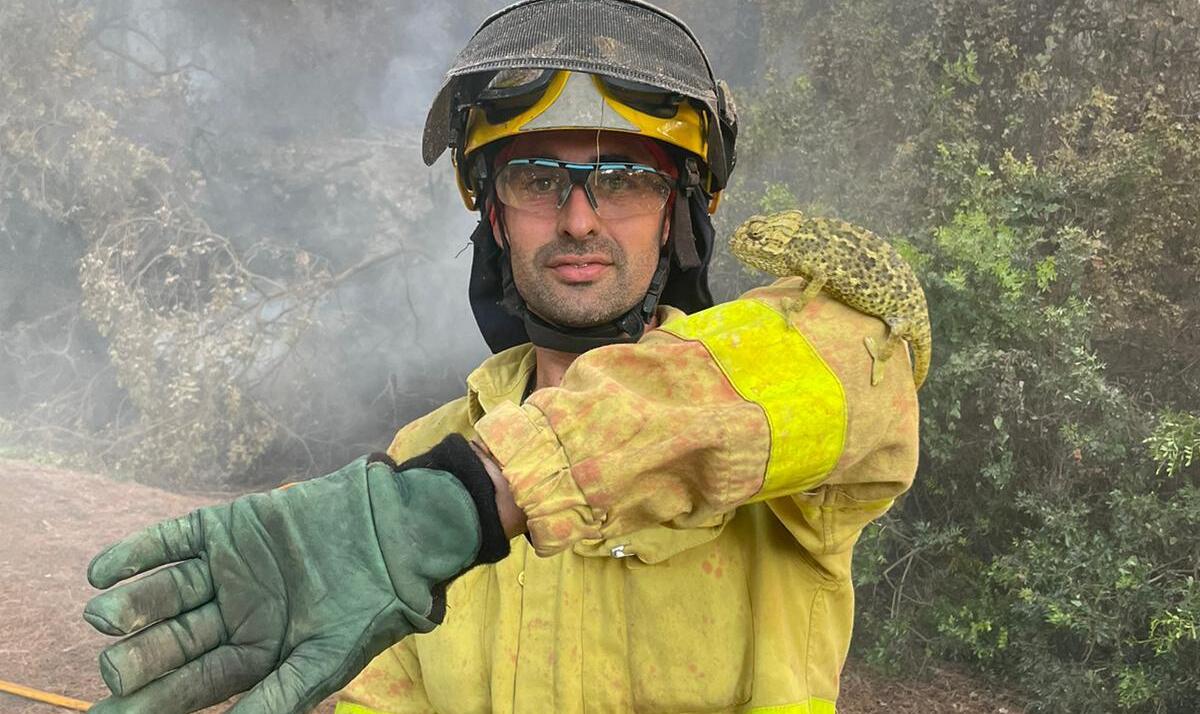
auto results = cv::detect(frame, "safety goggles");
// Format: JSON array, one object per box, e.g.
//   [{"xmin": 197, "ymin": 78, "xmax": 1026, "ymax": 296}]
[
  {"xmin": 475, "ymin": 68, "xmax": 686, "ymax": 124},
  {"xmin": 494, "ymin": 158, "xmax": 675, "ymax": 219}
]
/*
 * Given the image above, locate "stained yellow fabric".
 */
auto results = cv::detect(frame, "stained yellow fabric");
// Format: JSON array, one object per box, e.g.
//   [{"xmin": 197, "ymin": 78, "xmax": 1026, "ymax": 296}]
[
  {"xmin": 337, "ymin": 282, "xmax": 921, "ymax": 713},
  {"xmin": 474, "ymin": 328, "xmax": 775, "ymax": 556},
  {"xmin": 473, "ymin": 294, "xmax": 853, "ymax": 555},
  {"xmin": 659, "ymin": 298, "xmax": 846, "ymax": 500}
]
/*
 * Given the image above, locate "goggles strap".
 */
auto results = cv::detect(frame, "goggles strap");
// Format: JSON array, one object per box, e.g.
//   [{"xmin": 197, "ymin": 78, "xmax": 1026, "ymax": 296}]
[{"xmin": 669, "ymin": 158, "xmax": 704, "ymax": 271}]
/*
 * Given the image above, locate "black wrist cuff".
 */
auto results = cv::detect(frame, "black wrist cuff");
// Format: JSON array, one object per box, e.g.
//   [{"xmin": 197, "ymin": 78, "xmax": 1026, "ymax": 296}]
[{"xmin": 393, "ymin": 434, "xmax": 510, "ymax": 567}]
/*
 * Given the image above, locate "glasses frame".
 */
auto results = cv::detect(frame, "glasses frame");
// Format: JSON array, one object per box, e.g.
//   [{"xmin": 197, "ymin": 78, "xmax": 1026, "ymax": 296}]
[{"xmin": 495, "ymin": 158, "xmax": 677, "ymax": 218}]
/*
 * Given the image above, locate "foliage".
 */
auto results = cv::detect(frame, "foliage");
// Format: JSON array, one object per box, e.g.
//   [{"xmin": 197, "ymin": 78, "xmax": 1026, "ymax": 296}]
[
  {"xmin": 0, "ymin": 0, "xmax": 476, "ymax": 485},
  {"xmin": 1145, "ymin": 412, "xmax": 1200, "ymax": 479},
  {"xmin": 718, "ymin": 0, "xmax": 1200, "ymax": 710}
]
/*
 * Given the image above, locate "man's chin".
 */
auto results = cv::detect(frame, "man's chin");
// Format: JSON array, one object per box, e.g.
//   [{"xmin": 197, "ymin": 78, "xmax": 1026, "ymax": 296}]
[{"xmin": 528, "ymin": 295, "xmax": 639, "ymax": 329}]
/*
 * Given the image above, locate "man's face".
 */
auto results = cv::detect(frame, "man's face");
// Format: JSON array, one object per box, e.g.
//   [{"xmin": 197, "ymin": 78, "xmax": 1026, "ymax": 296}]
[{"xmin": 493, "ymin": 130, "xmax": 671, "ymax": 329}]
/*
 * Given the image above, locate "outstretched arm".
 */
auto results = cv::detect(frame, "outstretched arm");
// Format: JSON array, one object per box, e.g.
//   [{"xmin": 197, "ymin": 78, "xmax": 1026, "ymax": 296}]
[{"xmin": 83, "ymin": 439, "xmax": 510, "ymax": 714}]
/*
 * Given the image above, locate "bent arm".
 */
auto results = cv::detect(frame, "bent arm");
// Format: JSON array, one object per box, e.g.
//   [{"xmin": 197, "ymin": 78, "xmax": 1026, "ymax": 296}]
[{"xmin": 474, "ymin": 278, "xmax": 917, "ymax": 556}]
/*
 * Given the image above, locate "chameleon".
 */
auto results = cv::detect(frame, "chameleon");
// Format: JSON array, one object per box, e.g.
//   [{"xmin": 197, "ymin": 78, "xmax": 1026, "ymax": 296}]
[{"xmin": 729, "ymin": 209, "xmax": 931, "ymax": 391}]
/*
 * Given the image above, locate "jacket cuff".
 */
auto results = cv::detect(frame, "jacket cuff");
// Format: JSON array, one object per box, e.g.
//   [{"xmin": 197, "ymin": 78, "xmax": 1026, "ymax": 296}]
[
  {"xmin": 473, "ymin": 401, "xmax": 602, "ymax": 556},
  {"xmin": 392, "ymin": 434, "xmax": 510, "ymax": 567}
]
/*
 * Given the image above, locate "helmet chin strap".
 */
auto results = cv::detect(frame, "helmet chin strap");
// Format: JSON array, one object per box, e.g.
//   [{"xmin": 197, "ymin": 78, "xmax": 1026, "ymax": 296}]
[{"xmin": 494, "ymin": 205, "xmax": 672, "ymax": 355}]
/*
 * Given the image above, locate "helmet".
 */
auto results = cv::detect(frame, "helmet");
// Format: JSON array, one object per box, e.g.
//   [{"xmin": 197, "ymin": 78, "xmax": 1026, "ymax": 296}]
[
  {"xmin": 422, "ymin": 0, "xmax": 739, "ymax": 354},
  {"xmin": 458, "ymin": 69, "xmax": 718, "ymax": 212},
  {"xmin": 424, "ymin": 0, "xmax": 738, "ymax": 209}
]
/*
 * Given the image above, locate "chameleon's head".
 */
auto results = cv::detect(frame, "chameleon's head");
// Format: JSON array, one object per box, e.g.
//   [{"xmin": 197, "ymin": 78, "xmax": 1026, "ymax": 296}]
[{"xmin": 729, "ymin": 209, "xmax": 805, "ymax": 274}]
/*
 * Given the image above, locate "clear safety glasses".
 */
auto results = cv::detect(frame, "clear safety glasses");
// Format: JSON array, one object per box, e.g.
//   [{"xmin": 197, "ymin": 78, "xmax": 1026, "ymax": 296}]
[{"xmin": 494, "ymin": 158, "xmax": 675, "ymax": 219}]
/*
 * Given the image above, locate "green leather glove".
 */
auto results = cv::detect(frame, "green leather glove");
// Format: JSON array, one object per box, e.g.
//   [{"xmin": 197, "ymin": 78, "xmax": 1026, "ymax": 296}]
[{"xmin": 83, "ymin": 437, "xmax": 508, "ymax": 714}]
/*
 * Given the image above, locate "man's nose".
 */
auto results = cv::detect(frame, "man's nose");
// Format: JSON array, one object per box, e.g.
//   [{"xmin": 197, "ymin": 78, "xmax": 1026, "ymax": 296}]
[{"xmin": 556, "ymin": 184, "xmax": 601, "ymax": 239}]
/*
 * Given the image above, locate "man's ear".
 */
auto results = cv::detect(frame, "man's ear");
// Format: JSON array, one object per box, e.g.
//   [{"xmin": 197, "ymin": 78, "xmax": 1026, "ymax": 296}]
[{"xmin": 661, "ymin": 210, "xmax": 671, "ymax": 247}]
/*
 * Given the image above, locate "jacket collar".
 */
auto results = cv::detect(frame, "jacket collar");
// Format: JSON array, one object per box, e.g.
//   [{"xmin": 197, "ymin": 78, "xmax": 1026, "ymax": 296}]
[
  {"xmin": 466, "ymin": 343, "xmax": 537, "ymax": 424},
  {"xmin": 463, "ymin": 304, "xmax": 688, "ymax": 424}
]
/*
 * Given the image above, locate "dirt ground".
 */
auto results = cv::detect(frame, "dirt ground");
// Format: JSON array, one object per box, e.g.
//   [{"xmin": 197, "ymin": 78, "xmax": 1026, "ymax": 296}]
[{"xmin": 0, "ymin": 459, "xmax": 1026, "ymax": 714}]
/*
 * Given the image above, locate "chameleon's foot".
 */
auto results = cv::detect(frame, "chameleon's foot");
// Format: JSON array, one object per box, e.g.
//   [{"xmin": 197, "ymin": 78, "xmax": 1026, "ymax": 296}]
[
  {"xmin": 780, "ymin": 274, "xmax": 827, "ymax": 325},
  {"xmin": 864, "ymin": 322, "xmax": 909, "ymax": 386},
  {"xmin": 780, "ymin": 297, "xmax": 803, "ymax": 324},
  {"xmin": 801, "ymin": 273, "xmax": 827, "ymax": 302},
  {"xmin": 864, "ymin": 336, "xmax": 886, "ymax": 386}
]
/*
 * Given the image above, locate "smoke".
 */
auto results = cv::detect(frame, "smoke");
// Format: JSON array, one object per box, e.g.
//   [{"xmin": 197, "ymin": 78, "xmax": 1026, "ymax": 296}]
[{"xmin": 0, "ymin": 0, "xmax": 764, "ymax": 485}]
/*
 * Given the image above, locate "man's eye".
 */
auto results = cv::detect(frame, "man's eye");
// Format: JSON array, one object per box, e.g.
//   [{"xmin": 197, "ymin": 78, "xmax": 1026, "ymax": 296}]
[
  {"xmin": 596, "ymin": 172, "xmax": 633, "ymax": 193},
  {"xmin": 520, "ymin": 173, "xmax": 560, "ymax": 194}
]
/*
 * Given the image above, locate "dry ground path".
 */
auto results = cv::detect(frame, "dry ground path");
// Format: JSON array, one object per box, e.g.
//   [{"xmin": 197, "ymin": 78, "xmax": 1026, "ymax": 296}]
[{"xmin": 0, "ymin": 459, "xmax": 1023, "ymax": 714}]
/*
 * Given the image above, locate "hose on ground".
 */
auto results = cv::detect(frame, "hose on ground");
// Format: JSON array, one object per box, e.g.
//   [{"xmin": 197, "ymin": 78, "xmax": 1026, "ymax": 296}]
[{"xmin": 0, "ymin": 678, "xmax": 92, "ymax": 711}]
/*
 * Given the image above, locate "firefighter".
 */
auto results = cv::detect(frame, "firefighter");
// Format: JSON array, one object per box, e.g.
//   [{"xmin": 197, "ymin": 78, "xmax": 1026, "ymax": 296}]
[{"xmin": 83, "ymin": 2, "xmax": 920, "ymax": 712}]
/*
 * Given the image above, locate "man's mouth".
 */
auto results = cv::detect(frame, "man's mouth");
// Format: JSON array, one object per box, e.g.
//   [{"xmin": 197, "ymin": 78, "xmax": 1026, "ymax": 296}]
[{"xmin": 546, "ymin": 255, "xmax": 613, "ymax": 283}]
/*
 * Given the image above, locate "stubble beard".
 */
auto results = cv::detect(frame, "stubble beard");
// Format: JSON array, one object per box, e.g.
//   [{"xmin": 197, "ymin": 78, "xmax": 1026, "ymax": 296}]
[{"xmin": 511, "ymin": 235, "xmax": 655, "ymax": 328}]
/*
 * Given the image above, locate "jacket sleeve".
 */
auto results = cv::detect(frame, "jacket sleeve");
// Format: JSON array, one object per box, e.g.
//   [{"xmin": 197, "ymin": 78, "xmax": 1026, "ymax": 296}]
[{"xmin": 474, "ymin": 277, "xmax": 921, "ymax": 557}]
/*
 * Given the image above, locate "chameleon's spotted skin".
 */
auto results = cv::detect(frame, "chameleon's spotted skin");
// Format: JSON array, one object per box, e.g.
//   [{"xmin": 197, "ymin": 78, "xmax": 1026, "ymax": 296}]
[{"xmin": 730, "ymin": 209, "xmax": 931, "ymax": 390}]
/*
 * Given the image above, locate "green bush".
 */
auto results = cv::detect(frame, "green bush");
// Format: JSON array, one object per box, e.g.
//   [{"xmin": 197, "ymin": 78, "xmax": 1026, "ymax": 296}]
[{"xmin": 716, "ymin": 0, "xmax": 1200, "ymax": 710}]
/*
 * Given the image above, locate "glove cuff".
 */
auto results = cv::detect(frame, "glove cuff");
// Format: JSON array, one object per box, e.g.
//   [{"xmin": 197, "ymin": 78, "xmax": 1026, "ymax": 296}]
[{"xmin": 388, "ymin": 434, "xmax": 510, "ymax": 567}]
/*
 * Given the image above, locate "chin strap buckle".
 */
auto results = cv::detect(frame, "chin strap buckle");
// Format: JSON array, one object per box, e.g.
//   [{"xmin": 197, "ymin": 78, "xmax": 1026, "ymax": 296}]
[
  {"xmin": 683, "ymin": 157, "xmax": 702, "ymax": 192},
  {"xmin": 640, "ymin": 248, "xmax": 672, "ymax": 322}
]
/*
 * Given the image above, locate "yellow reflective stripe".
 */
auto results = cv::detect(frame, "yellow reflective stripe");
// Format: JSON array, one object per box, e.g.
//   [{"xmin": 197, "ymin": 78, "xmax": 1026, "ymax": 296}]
[
  {"xmin": 333, "ymin": 700, "xmax": 835, "ymax": 714},
  {"xmin": 661, "ymin": 299, "xmax": 846, "ymax": 500},
  {"xmin": 336, "ymin": 696, "xmax": 836, "ymax": 714},
  {"xmin": 334, "ymin": 702, "xmax": 389, "ymax": 714},
  {"xmin": 745, "ymin": 697, "xmax": 838, "ymax": 713}
]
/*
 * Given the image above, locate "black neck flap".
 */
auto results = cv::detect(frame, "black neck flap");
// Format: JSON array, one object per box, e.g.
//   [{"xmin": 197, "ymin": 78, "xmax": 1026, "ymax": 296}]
[{"xmin": 660, "ymin": 159, "xmax": 715, "ymax": 312}]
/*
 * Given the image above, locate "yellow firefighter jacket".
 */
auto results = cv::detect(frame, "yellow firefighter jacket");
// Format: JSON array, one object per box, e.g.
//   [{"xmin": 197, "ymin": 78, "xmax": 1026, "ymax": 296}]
[{"xmin": 336, "ymin": 277, "xmax": 920, "ymax": 713}]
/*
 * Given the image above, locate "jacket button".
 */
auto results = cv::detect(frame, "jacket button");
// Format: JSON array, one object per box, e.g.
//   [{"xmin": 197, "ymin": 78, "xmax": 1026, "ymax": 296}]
[{"xmin": 517, "ymin": 571, "xmax": 526, "ymax": 587}]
